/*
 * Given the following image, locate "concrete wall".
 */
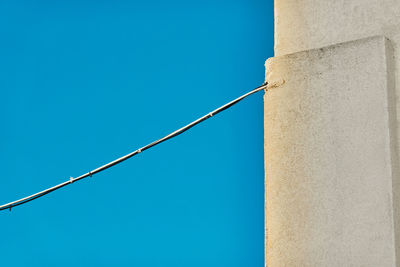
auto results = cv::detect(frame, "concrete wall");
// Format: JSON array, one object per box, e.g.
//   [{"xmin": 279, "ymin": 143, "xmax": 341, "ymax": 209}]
[{"xmin": 265, "ymin": 1, "xmax": 400, "ymax": 266}]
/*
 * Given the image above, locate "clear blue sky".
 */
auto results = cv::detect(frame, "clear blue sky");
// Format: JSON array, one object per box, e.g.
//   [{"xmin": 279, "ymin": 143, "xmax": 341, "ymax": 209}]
[{"xmin": 0, "ymin": 1, "xmax": 273, "ymax": 266}]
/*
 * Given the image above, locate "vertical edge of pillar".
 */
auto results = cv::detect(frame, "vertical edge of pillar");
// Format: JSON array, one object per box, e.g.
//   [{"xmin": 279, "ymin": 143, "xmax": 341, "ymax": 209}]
[{"xmin": 385, "ymin": 37, "xmax": 400, "ymax": 266}]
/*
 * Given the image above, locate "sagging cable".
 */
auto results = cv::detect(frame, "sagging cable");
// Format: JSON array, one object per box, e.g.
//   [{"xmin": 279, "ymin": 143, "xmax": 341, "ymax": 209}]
[{"xmin": 0, "ymin": 83, "xmax": 268, "ymax": 212}]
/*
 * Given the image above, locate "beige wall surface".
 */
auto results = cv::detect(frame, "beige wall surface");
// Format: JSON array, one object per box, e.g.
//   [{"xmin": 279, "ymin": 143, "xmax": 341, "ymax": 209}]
[
  {"xmin": 265, "ymin": 1, "xmax": 400, "ymax": 265},
  {"xmin": 274, "ymin": 0, "xmax": 400, "ymax": 56},
  {"xmin": 274, "ymin": 0, "xmax": 400, "ymax": 165},
  {"xmin": 265, "ymin": 36, "xmax": 397, "ymax": 266}
]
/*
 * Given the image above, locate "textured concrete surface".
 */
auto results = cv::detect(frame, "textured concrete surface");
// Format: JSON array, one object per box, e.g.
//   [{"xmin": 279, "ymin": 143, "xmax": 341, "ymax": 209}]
[
  {"xmin": 274, "ymin": 0, "xmax": 400, "ymax": 57},
  {"xmin": 274, "ymin": 0, "xmax": 400, "ymax": 182},
  {"xmin": 266, "ymin": 1, "xmax": 400, "ymax": 265},
  {"xmin": 265, "ymin": 36, "xmax": 397, "ymax": 266}
]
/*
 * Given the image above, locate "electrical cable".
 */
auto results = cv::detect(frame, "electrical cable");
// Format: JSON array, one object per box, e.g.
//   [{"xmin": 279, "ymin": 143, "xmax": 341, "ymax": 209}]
[{"xmin": 0, "ymin": 83, "xmax": 267, "ymax": 212}]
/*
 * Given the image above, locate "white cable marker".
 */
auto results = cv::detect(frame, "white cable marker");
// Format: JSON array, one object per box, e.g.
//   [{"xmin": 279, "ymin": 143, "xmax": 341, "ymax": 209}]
[{"xmin": 0, "ymin": 83, "xmax": 267, "ymax": 212}]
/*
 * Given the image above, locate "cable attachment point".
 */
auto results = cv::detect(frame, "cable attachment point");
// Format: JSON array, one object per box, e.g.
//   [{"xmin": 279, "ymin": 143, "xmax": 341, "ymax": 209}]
[
  {"xmin": 208, "ymin": 112, "xmax": 213, "ymax": 117},
  {"xmin": 89, "ymin": 171, "xmax": 93, "ymax": 178},
  {"xmin": 69, "ymin": 177, "xmax": 74, "ymax": 184},
  {"xmin": 9, "ymin": 205, "xmax": 12, "ymax": 212},
  {"xmin": 262, "ymin": 81, "xmax": 269, "ymax": 91},
  {"xmin": 137, "ymin": 148, "xmax": 142, "ymax": 153}
]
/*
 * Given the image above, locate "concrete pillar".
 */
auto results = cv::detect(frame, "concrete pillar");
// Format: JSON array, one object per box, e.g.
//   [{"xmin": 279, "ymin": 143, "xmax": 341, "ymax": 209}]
[{"xmin": 265, "ymin": 1, "xmax": 400, "ymax": 266}]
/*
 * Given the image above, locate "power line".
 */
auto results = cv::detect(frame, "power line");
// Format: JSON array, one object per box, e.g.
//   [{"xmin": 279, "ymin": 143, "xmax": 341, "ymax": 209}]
[{"xmin": 0, "ymin": 83, "xmax": 268, "ymax": 212}]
